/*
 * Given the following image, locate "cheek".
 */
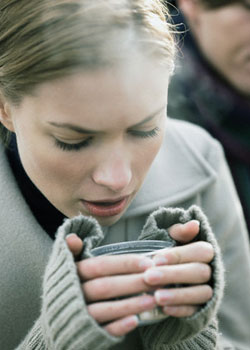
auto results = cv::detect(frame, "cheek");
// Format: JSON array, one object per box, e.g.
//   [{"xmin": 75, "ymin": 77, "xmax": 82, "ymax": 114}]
[
  {"xmin": 18, "ymin": 137, "xmax": 86, "ymax": 196},
  {"xmin": 133, "ymin": 131, "xmax": 165, "ymax": 178},
  {"xmin": 198, "ymin": 26, "xmax": 226, "ymax": 60},
  {"xmin": 197, "ymin": 11, "xmax": 243, "ymax": 64}
]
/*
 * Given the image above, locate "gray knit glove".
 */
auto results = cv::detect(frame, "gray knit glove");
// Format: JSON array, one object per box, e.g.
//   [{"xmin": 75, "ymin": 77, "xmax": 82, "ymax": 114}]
[
  {"xmin": 138, "ymin": 205, "xmax": 224, "ymax": 350},
  {"xmin": 18, "ymin": 205, "xmax": 224, "ymax": 350},
  {"xmin": 18, "ymin": 216, "xmax": 122, "ymax": 350}
]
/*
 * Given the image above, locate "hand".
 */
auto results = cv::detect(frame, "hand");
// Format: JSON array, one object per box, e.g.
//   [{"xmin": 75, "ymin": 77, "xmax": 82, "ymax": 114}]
[
  {"xmin": 145, "ymin": 220, "xmax": 214, "ymax": 317},
  {"xmin": 65, "ymin": 220, "xmax": 214, "ymax": 336}
]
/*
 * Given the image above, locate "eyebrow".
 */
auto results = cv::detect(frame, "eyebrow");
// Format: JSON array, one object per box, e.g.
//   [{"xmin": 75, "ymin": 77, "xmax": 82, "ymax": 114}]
[{"xmin": 48, "ymin": 105, "xmax": 166, "ymax": 134}]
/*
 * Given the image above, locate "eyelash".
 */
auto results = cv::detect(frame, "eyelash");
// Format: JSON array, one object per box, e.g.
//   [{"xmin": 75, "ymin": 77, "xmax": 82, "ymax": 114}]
[
  {"xmin": 55, "ymin": 127, "xmax": 160, "ymax": 152},
  {"xmin": 55, "ymin": 137, "xmax": 92, "ymax": 151},
  {"xmin": 128, "ymin": 127, "xmax": 160, "ymax": 139}
]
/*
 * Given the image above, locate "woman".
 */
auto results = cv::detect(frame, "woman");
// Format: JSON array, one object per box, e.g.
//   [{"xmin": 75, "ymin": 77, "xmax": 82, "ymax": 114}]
[
  {"xmin": 167, "ymin": 0, "xmax": 250, "ymax": 233},
  {"xmin": 0, "ymin": 1, "xmax": 249, "ymax": 349}
]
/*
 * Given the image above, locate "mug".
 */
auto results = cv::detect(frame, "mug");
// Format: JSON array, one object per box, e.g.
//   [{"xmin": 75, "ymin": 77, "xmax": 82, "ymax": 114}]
[{"xmin": 90, "ymin": 240, "xmax": 174, "ymax": 326}]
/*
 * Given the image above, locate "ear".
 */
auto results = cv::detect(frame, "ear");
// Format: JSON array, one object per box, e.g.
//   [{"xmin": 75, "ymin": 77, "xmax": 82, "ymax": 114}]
[
  {"xmin": 0, "ymin": 95, "xmax": 15, "ymax": 132},
  {"xmin": 177, "ymin": 0, "xmax": 202, "ymax": 24}
]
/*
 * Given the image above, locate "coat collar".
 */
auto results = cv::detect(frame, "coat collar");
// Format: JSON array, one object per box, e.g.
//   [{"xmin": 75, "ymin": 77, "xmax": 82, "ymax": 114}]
[
  {"xmin": 0, "ymin": 142, "xmax": 52, "ymax": 260},
  {"xmin": 124, "ymin": 118, "xmax": 218, "ymax": 218}
]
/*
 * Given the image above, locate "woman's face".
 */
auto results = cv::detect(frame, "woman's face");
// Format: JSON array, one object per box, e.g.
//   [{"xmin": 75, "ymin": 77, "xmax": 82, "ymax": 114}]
[
  {"xmin": 5, "ymin": 58, "xmax": 169, "ymax": 226},
  {"xmin": 181, "ymin": 1, "xmax": 250, "ymax": 96}
]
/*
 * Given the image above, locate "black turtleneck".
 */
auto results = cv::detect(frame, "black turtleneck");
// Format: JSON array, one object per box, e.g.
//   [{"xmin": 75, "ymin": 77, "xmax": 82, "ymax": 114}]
[{"xmin": 6, "ymin": 136, "xmax": 66, "ymax": 239}]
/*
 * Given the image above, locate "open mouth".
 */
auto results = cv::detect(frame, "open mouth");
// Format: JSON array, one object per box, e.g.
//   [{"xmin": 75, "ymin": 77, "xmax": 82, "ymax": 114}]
[
  {"xmin": 92, "ymin": 201, "xmax": 120, "ymax": 206},
  {"xmin": 82, "ymin": 197, "xmax": 128, "ymax": 217}
]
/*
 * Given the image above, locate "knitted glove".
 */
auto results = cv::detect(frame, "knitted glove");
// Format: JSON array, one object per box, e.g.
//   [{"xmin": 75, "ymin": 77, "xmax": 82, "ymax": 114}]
[
  {"xmin": 138, "ymin": 205, "xmax": 224, "ymax": 350},
  {"xmin": 18, "ymin": 205, "xmax": 224, "ymax": 350},
  {"xmin": 17, "ymin": 215, "xmax": 121, "ymax": 350}
]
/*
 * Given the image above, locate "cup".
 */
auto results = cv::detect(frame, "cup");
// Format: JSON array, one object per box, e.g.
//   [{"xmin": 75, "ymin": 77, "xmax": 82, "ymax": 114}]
[{"xmin": 90, "ymin": 240, "xmax": 174, "ymax": 325}]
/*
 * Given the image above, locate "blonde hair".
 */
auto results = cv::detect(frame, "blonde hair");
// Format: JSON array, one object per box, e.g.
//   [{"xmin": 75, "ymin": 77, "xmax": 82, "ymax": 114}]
[{"xmin": 0, "ymin": 0, "xmax": 176, "ymax": 144}]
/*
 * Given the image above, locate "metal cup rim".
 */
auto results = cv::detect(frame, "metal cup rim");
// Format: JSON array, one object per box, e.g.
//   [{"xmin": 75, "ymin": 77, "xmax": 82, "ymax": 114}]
[{"xmin": 90, "ymin": 239, "xmax": 173, "ymax": 256}]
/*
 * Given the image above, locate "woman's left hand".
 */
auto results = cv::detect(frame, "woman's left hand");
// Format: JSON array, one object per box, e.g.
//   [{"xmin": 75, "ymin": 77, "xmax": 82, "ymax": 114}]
[
  {"xmin": 144, "ymin": 220, "xmax": 214, "ymax": 317},
  {"xmin": 66, "ymin": 220, "xmax": 214, "ymax": 320}
]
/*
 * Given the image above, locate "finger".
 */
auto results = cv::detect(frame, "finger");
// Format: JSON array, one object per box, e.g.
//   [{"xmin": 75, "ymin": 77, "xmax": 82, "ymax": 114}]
[
  {"xmin": 163, "ymin": 305, "xmax": 199, "ymax": 318},
  {"xmin": 103, "ymin": 315, "xmax": 138, "ymax": 337},
  {"xmin": 77, "ymin": 254, "xmax": 154, "ymax": 281},
  {"xmin": 155, "ymin": 285, "xmax": 213, "ymax": 306},
  {"xmin": 168, "ymin": 220, "xmax": 200, "ymax": 243},
  {"xmin": 87, "ymin": 294, "xmax": 156, "ymax": 323},
  {"xmin": 83, "ymin": 273, "xmax": 152, "ymax": 302},
  {"xmin": 153, "ymin": 242, "xmax": 214, "ymax": 266},
  {"xmin": 66, "ymin": 234, "xmax": 84, "ymax": 258},
  {"xmin": 143, "ymin": 263, "xmax": 212, "ymax": 286}
]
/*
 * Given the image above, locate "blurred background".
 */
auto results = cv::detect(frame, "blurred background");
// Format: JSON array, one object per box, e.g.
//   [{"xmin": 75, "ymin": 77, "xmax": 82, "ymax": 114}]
[{"xmin": 165, "ymin": 0, "xmax": 250, "ymax": 234}]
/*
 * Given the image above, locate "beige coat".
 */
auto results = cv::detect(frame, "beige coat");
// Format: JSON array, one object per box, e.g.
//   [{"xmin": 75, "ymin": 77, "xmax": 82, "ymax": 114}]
[{"xmin": 0, "ymin": 118, "xmax": 250, "ymax": 349}]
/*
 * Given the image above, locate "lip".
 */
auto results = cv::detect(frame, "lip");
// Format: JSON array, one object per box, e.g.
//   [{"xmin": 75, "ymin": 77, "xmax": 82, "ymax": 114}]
[{"xmin": 81, "ymin": 196, "xmax": 129, "ymax": 217}]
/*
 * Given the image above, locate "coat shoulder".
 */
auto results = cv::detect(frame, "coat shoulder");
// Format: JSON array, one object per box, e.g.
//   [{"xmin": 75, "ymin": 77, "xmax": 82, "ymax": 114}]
[{"xmin": 165, "ymin": 118, "xmax": 224, "ymax": 166}]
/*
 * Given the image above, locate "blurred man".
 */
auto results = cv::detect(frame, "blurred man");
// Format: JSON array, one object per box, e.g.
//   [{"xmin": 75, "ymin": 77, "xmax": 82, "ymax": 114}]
[{"xmin": 168, "ymin": 0, "xmax": 250, "ymax": 233}]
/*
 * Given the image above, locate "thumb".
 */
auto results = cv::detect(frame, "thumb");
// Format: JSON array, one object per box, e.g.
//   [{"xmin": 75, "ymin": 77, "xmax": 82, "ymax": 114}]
[
  {"xmin": 66, "ymin": 233, "xmax": 84, "ymax": 259},
  {"xmin": 168, "ymin": 220, "xmax": 200, "ymax": 243}
]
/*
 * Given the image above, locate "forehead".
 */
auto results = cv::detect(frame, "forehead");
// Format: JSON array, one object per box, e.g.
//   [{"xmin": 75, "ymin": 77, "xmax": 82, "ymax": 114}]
[
  {"xmin": 36, "ymin": 55, "xmax": 168, "ymax": 97},
  {"xmin": 16, "ymin": 57, "xmax": 169, "ymax": 129}
]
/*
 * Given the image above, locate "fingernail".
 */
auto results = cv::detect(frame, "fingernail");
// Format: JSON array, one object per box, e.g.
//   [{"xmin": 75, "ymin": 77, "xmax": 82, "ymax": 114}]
[
  {"xmin": 123, "ymin": 315, "xmax": 139, "ymax": 329},
  {"xmin": 153, "ymin": 255, "xmax": 168, "ymax": 266},
  {"xmin": 139, "ymin": 257, "xmax": 154, "ymax": 270},
  {"xmin": 155, "ymin": 290, "xmax": 174, "ymax": 304},
  {"xmin": 163, "ymin": 306, "xmax": 178, "ymax": 315},
  {"xmin": 190, "ymin": 220, "xmax": 200, "ymax": 227},
  {"xmin": 144, "ymin": 269, "xmax": 164, "ymax": 284},
  {"xmin": 66, "ymin": 233, "xmax": 77, "ymax": 238},
  {"xmin": 140, "ymin": 295, "xmax": 156, "ymax": 308}
]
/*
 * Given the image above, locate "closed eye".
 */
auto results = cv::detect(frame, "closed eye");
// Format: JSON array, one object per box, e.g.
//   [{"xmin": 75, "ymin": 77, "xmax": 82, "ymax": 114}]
[
  {"xmin": 128, "ymin": 127, "xmax": 160, "ymax": 139},
  {"xmin": 54, "ymin": 137, "xmax": 93, "ymax": 151},
  {"xmin": 54, "ymin": 126, "xmax": 160, "ymax": 151}
]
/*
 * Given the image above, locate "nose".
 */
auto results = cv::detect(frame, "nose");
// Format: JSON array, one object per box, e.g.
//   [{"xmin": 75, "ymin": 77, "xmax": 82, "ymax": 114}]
[{"xmin": 92, "ymin": 153, "xmax": 132, "ymax": 192}]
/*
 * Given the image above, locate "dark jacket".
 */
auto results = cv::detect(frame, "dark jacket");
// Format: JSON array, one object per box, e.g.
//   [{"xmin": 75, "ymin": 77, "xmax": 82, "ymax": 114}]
[{"xmin": 168, "ymin": 23, "xmax": 250, "ymax": 234}]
